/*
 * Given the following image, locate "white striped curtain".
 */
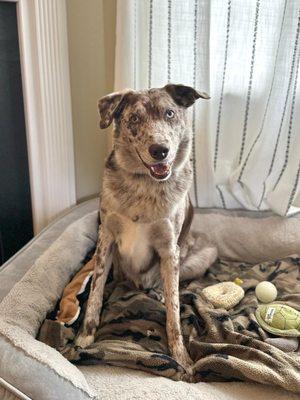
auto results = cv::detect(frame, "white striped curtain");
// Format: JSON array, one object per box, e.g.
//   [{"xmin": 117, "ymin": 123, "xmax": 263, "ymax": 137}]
[{"xmin": 115, "ymin": 0, "xmax": 300, "ymax": 216}]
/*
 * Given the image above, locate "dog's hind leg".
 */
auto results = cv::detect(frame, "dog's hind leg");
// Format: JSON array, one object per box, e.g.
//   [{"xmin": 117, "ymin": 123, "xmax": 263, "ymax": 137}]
[
  {"xmin": 150, "ymin": 219, "xmax": 193, "ymax": 373},
  {"xmin": 180, "ymin": 232, "xmax": 218, "ymax": 282},
  {"xmin": 75, "ymin": 226, "xmax": 114, "ymax": 348}
]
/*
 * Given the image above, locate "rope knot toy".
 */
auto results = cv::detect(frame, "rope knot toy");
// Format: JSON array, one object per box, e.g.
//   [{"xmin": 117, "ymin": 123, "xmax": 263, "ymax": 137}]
[{"xmin": 202, "ymin": 281, "xmax": 245, "ymax": 310}]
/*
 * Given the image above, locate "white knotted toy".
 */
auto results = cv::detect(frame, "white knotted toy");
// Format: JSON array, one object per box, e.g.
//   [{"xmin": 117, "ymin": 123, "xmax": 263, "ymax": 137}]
[{"xmin": 202, "ymin": 281, "xmax": 245, "ymax": 310}]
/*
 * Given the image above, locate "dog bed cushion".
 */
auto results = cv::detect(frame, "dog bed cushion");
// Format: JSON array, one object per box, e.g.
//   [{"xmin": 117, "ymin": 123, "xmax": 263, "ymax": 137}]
[
  {"xmin": 0, "ymin": 211, "xmax": 98, "ymax": 400},
  {"xmin": 193, "ymin": 208, "xmax": 300, "ymax": 262}
]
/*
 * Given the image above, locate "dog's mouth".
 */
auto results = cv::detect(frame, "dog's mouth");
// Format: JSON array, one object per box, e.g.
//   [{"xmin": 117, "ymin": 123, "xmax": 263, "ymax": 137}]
[
  {"xmin": 149, "ymin": 162, "xmax": 172, "ymax": 180},
  {"xmin": 136, "ymin": 150, "xmax": 173, "ymax": 181}
]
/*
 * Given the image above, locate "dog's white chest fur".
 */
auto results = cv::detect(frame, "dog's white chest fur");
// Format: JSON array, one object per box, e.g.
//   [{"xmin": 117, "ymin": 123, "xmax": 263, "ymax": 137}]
[{"xmin": 118, "ymin": 219, "xmax": 152, "ymax": 274}]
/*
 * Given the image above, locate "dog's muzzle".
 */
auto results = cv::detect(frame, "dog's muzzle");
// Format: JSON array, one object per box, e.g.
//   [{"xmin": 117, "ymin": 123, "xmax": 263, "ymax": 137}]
[{"xmin": 136, "ymin": 149, "xmax": 173, "ymax": 181}]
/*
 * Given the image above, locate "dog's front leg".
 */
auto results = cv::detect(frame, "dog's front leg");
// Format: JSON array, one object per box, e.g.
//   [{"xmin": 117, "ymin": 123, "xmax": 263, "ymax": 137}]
[
  {"xmin": 151, "ymin": 219, "xmax": 193, "ymax": 373},
  {"xmin": 75, "ymin": 226, "xmax": 114, "ymax": 348}
]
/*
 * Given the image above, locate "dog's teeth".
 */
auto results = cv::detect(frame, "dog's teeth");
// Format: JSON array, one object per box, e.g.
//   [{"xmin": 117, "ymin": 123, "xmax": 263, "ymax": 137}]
[{"xmin": 151, "ymin": 163, "xmax": 170, "ymax": 176}]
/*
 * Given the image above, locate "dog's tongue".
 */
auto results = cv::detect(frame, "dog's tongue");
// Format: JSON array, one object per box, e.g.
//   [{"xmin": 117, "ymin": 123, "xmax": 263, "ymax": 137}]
[{"xmin": 150, "ymin": 163, "xmax": 170, "ymax": 176}]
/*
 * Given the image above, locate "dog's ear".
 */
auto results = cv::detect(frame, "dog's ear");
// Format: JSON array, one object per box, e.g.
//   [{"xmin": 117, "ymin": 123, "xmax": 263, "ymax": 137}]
[
  {"xmin": 164, "ymin": 84, "xmax": 210, "ymax": 107},
  {"xmin": 98, "ymin": 90, "xmax": 131, "ymax": 129}
]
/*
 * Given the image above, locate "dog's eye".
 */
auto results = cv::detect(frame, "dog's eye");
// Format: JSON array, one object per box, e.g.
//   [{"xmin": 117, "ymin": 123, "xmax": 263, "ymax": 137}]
[
  {"xmin": 165, "ymin": 109, "xmax": 175, "ymax": 119},
  {"xmin": 130, "ymin": 114, "xmax": 139, "ymax": 123}
]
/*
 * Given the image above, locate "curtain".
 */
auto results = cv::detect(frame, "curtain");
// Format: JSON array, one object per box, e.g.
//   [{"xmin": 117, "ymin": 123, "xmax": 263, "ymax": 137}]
[{"xmin": 114, "ymin": 0, "xmax": 300, "ymax": 216}]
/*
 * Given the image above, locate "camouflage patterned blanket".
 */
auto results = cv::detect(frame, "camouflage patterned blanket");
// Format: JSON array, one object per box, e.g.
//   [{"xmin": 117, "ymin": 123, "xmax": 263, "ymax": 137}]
[{"xmin": 39, "ymin": 253, "xmax": 300, "ymax": 393}]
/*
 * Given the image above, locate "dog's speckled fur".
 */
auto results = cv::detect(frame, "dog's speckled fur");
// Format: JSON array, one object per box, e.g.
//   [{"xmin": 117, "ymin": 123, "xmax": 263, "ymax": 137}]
[{"xmin": 76, "ymin": 84, "xmax": 218, "ymax": 373}]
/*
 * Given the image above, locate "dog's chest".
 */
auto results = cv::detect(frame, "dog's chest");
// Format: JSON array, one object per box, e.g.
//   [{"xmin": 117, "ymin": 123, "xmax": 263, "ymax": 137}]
[{"xmin": 117, "ymin": 219, "xmax": 153, "ymax": 275}]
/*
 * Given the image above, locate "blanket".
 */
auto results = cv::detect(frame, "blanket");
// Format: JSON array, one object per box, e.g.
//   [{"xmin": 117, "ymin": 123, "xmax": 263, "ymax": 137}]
[{"xmin": 38, "ymin": 253, "xmax": 300, "ymax": 393}]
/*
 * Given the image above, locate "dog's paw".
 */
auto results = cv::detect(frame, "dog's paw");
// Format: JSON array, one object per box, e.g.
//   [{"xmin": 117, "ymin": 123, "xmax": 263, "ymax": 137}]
[
  {"xmin": 75, "ymin": 334, "xmax": 95, "ymax": 349},
  {"xmin": 181, "ymin": 358, "xmax": 194, "ymax": 376},
  {"xmin": 173, "ymin": 348, "xmax": 194, "ymax": 375}
]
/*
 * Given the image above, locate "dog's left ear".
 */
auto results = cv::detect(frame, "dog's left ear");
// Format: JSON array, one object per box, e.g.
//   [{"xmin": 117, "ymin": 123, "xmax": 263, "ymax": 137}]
[
  {"xmin": 164, "ymin": 84, "xmax": 210, "ymax": 107},
  {"xmin": 98, "ymin": 90, "xmax": 131, "ymax": 129}
]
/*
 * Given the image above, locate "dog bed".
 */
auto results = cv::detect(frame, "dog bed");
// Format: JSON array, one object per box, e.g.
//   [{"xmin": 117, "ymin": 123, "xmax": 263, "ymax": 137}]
[
  {"xmin": 39, "ymin": 250, "xmax": 300, "ymax": 388},
  {"xmin": 0, "ymin": 199, "xmax": 300, "ymax": 400}
]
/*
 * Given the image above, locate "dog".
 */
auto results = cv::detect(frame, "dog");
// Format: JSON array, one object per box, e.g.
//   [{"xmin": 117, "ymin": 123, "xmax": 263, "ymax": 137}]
[{"xmin": 75, "ymin": 84, "xmax": 218, "ymax": 372}]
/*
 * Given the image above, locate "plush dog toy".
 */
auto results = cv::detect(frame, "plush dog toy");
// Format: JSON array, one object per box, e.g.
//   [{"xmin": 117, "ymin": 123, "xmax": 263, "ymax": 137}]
[
  {"xmin": 255, "ymin": 303, "xmax": 300, "ymax": 337},
  {"xmin": 38, "ymin": 259, "xmax": 94, "ymax": 348}
]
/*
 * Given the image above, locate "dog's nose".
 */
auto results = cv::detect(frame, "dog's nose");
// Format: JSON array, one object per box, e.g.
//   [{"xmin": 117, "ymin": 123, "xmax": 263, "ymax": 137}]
[{"xmin": 148, "ymin": 144, "xmax": 169, "ymax": 161}]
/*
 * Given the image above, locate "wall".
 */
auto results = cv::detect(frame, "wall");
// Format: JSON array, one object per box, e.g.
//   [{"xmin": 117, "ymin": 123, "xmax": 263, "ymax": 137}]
[{"xmin": 66, "ymin": 0, "xmax": 116, "ymax": 202}]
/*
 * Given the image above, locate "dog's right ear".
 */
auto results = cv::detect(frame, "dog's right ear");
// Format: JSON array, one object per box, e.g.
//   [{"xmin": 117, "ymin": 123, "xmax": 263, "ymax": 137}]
[{"xmin": 98, "ymin": 91, "xmax": 130, "ymax": 129}]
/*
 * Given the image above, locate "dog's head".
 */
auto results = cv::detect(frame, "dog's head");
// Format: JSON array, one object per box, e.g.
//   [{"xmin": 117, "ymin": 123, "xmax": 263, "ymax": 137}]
[{"xmin": 99, "ymin": 84, "xmax": 209, "ymax": 181}]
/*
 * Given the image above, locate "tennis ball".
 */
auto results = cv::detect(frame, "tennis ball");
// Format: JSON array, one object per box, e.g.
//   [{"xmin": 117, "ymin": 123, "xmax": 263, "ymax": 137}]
[{"xmin": 255, "ymin": 281, "xmax": 277, "ymax": 303}]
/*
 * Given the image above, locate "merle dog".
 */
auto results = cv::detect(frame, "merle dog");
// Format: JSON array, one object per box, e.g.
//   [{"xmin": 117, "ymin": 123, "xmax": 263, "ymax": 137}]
[{"xmin": 76, "ymin": 84, "xmax": 217, "ymax": 373}]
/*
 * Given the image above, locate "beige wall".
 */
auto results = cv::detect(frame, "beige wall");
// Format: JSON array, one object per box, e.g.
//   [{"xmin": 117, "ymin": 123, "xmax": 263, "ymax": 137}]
[{"xmin": 66, "ymin": 0, "xmax": 116, "ymax": 202}]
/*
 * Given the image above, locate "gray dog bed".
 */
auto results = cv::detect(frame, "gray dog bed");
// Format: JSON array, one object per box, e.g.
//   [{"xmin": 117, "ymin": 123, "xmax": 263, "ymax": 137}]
[{"xmin": 0, "ymin": 199, "xmax": 299, "ymax": 400}]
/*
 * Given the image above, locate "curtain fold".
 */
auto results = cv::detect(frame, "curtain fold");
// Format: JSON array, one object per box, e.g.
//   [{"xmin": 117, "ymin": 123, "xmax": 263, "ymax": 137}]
[{"xmin": 115, "ymin": 0, "xmax": 300, "ymax": 216}]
